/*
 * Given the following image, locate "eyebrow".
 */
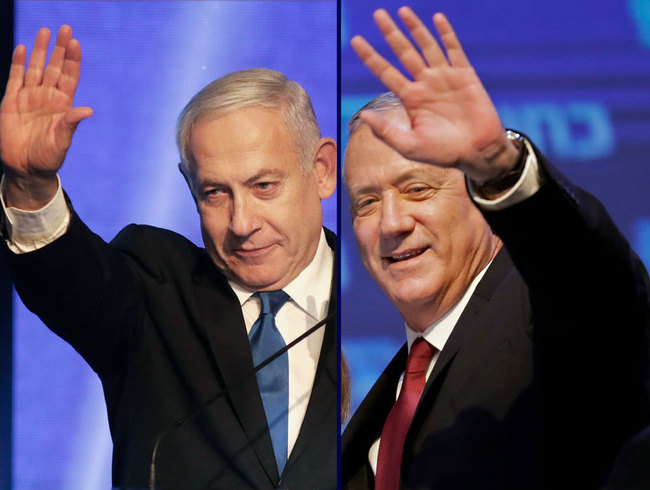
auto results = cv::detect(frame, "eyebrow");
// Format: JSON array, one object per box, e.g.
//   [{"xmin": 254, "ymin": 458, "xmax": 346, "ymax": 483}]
[
  {"xmin": 198, "ymin": 168, "xmax": 285, "ymax": 190},
  {"xmin": 243, "ymin": 168, "xmax": 284, "ymax": 187},
  {"xmin": 349, "ymin": 168, "xmax": 441, "ymax": 197}
]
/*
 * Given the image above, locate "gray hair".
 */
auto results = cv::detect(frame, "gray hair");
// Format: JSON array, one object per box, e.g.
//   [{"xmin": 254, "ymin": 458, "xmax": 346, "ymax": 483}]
[
  {"xmin": 177, "ymin": 68, "xmax": 321, "ymax": 176},
  {"xmin": 347, "ymin": 91, "xmax": 403, "ymax": 137}
]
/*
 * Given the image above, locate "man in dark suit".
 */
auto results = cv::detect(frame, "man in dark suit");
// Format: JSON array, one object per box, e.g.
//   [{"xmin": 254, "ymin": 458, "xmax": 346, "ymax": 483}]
[
  {"xmin": 0, "ymin": 25, "xmax": 337, "ymax": 488},
  {"xmin": 341, "ymin": 7, "xmax": 650, "ymax": 489}
]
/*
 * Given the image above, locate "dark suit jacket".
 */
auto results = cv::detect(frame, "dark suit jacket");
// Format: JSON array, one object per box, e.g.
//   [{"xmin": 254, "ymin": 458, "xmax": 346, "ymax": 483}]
[
  {"xmin": 606, "ymin": 424, "xmax": 650, "ymax": 489},
  {"xmin": 342, "ymin": 151, "xmax": 650, "ymax": 489},
  {"xmin": 5, "ymin": 211, "xmax": 337, "ymax": 489}
]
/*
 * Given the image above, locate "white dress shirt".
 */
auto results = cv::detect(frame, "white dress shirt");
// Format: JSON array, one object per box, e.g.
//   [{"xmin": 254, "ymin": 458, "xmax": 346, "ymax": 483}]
[
  {"xmin": 1, "ymin": 177, "xmax": 334, "ymax": 461},
  {"xmin": 229, "ymin": 230, "xmax": 333, "ymax": 457},
  {"xmin": 367, "ymin": 263, "xmax": 490, "ymax": 475},
  {"xmin": 1, "ymin": 175, "xmax": 70, "ymax": 253}
]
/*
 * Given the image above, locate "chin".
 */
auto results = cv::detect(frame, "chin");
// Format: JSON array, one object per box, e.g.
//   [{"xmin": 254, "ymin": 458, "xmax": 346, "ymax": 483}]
[
  {"xmin": 385, "ymin": 282, "xmax": 438, "ymax": 310},
  {"xmin": 234, "ymin": 275, "xmax": 276, "ymax": 290},
  {"xmin": 232, "ymin": 269, "xmax": 286, "ymax": 291}
]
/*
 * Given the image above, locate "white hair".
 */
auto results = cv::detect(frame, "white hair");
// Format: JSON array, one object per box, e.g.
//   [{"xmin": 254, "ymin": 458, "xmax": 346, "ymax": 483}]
[{"xmin": 177, "ymin": 68, "xmax": 321, "ymax": 176}]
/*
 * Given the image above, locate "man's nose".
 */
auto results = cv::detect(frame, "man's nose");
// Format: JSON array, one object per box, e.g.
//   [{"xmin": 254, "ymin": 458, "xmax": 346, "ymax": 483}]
[
  {"xmin": 379, "ymin": 193, "xmax": 415, "ymax": 239},
  {"xmin": 230, "ymin": 195, "xmax": 261, "ymax": 237}
]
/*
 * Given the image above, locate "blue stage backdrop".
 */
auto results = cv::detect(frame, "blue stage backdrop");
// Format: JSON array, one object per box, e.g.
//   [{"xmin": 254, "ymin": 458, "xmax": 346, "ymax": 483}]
[
  {"xmin": 341, "ymin": 0, "xmax": 650, "ymax": 418},
  {"xmin": 13, "ymin": 1, "xmax": 336, "ymax": 488}
]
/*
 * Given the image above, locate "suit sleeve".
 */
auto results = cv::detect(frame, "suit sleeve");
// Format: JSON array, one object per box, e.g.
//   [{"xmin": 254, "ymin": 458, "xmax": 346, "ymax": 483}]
[
  {"xmin": 480, "ymin": 145, "xmax": 650, "ymax": 482},
  {"xmin": 3, "ymin": 208, "xmax": 146, "ymax": 377},
  {"xmin": 481, "ymin": 147, "xmax": 649, "ymax": 346}
]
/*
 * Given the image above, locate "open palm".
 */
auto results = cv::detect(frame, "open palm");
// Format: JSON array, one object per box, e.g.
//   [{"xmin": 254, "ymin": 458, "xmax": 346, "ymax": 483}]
[
  {"xmin": 0, "ymin": 25, "xmax": 92, "ymax": 178},
  {"xmin": 351, "ymin": 8, "xmax": 517, "ymax": 182}
]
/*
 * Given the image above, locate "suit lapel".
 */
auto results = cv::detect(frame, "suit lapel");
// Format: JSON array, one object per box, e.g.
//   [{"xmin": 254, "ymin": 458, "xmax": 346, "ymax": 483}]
[
  {"xmin": 284, "ymin": 228, "xmax": 338, "ymax": 473},
  {"xmin": 192, "ymin": 255, "xmax": 279, "ymax": 483},
  {"xmin": 420, "ymin": 249, "xmax": 513, "ymax": 393},
  {"xmin": 410, "ymin": 248, "xmax": 515, "ymax": 434},
  {"xmin": 283, "ymin": 281, "xmax": 337, "ymax": 472}
]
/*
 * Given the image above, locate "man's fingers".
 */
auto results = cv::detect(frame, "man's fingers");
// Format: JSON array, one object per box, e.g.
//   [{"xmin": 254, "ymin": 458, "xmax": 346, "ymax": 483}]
[
  {"xmin": 350, "ymin": 35, "xmax": 409, "ymax": 96},
  {"xmin": 57, "ymin": 38, "xmax": 82, "ymax": 98},
  {"xmin": 373, "ymin": 9, "xmax": 427, "ymax": 78},
  {"xmin": 43, "ymin": 25, "xmax": 73, "ymax": 87},
  {"xmin": 398, "ymin": 7, "xmax": 448, "ymax": 68},
  {"xmin": 5, "ymin": 45, "xmax": 27, "ymax": 96},
  {"xmin": 359, "ymin": 109, "xmax": 415, "ymax": 157},
  {"xmin": 24, "ymin": 27, "xmax": 51, "ymax": 87},
  {"xmin": 433, "ymin": 13, "xmax": 470, "ymax": 68},
  {"xmin": 359, "ymin": 110, "xmax": 391, "ymax": 138}
]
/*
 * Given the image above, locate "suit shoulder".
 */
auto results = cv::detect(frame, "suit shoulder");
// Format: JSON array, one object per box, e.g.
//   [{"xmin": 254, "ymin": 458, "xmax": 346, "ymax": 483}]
[{"xmin": 110, "ymin": 224, "xmax": 203, "ymax": 269}]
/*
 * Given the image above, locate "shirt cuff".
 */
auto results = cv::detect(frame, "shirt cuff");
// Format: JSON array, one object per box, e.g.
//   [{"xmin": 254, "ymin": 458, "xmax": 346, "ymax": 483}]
[
  {"xmin": 1, "ymin": 175, "xmax": 71, "ymax": 254},
  {"xmin": 467, "ymin": 138, "xmax": 543, "ymax": 211}
]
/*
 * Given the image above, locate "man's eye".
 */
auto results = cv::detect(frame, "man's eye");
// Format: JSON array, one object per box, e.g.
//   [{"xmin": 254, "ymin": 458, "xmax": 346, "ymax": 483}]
[
  {"xmin": 404, "ymin": 185, "xmax": 434, "ymax": 199},
  {"xmin": 360, "ymin": 198, "xmax": 374, "ymax": 207},
  {"xmin": 202, "ymin": 188, "xmax": 228, "ymax": 201},
  {"xmin": 356, "ymin": 197, "xmax": 377, "ymax": 210},
  {"xmin": 254, "ymin": 181, "xmax": 280, "ymax": 195}
]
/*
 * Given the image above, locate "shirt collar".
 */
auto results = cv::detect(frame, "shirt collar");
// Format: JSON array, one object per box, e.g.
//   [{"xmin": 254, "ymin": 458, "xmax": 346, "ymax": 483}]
[
  {"xmin": 405, "ymin": 260, "xmax": 492, "ymax": 353},
  {"xmin": 229, "ymin": 229, "xmax": 333, "ymax": 320}
]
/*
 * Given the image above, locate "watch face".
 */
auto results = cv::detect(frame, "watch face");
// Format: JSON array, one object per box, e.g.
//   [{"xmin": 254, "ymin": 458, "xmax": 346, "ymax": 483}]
[{"xmin": 505, "ymin": 129, "xmax": 525, "ymax": 145}]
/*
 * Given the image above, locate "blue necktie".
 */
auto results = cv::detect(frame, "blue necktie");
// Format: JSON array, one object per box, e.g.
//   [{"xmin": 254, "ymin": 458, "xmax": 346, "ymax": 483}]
[{"xmin": 249, "ymin": 290, "xmax": 290, "ymax": 475}]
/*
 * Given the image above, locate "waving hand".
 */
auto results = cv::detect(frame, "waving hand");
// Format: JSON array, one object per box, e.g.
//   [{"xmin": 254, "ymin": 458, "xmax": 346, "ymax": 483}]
[
  {"xmin": 351, "ymin": 8, "xmax": 518, "ymax": 183},
  {"xmin": 0, "ymin": 25, "xmax": 93, "ymax": 208}
]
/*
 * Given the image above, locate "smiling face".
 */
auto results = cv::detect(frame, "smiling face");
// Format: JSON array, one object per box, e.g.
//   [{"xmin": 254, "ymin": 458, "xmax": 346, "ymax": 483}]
[
  {"xmin": 344, "ymin": 119, "xmax": 500, "ymax": 330},
  {"xmin": 188, "ymin": 106, "xmax": 335, "ymax": 291}
]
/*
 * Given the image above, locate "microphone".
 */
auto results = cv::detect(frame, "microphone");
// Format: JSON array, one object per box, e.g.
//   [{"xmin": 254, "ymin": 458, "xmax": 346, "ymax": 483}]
[{"xmin": 147, "ymin": 311, "xmax": 336, "ymax": 489}]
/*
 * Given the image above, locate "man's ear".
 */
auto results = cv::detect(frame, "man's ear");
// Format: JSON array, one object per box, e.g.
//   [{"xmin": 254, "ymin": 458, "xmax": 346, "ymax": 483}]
[
  {"xmin": 312, "ymin": 137, "xmax": 337, "ymax": 200},
  {"xmin": 178, "ymin": 162, "xmax": 199, "ymax": 208}
]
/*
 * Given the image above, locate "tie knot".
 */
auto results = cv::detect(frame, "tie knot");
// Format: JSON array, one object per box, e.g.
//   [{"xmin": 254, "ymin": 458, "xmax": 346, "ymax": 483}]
[
  {"xmin": 406, "ymin": 337, "xmax": 436, "ymax": 374},
  {"xmin": 255, "ymin": 290, "xmax": 290, "ymax": 317}
]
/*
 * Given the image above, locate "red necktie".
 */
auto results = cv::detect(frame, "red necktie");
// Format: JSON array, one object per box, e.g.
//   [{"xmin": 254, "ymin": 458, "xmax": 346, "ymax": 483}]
[{"xmin": 375, "ymin": 337, "xmax": 436, "ymax": 490}]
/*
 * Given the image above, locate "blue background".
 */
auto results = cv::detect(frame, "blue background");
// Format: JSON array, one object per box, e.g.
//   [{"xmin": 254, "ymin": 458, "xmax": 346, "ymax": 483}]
[
  {"xmin": 341, "ymin": 0, "xmax": 650, "ymax": 419},
  {"xmin": 13, "ymin": 1, "xmax": 336, "ymax": 488}
]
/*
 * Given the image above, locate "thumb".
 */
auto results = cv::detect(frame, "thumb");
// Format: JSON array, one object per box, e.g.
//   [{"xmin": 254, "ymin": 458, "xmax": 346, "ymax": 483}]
[
  {"xmin": 360, "ymin": 109, "xmax": 416, "ymax": 157},
  {"xmin": 64, "ymin": 106, "xmax": 94, "ymax": 127},
  {"xmin": 55, "ymin": 106, "xmax": 93, "ymax": 148}
]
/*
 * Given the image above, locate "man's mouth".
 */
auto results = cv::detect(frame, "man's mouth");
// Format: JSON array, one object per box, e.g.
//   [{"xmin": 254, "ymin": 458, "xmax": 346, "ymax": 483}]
[
  {"xmin": 234, "ymin": 244, "xmax": 275, "ymax": 257},
  {"xmin": 386, "ymin": 247, "xmax": 427, "ymax": 263}
]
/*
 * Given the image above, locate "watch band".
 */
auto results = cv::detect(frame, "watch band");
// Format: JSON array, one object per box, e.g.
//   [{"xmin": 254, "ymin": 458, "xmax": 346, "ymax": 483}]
[{"xmin": 474, "ymin": 129, "xmax": 528, "ymax": 191}]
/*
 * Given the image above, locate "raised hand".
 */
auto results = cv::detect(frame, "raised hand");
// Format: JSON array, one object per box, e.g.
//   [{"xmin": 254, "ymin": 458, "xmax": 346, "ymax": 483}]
[
  {"xmin": 0, "ymin": 25, "xmax": 93, "ymax": 208},
  {"xmin": 351, "ymin": 8, "xmax": 518, "ymax": 183}
]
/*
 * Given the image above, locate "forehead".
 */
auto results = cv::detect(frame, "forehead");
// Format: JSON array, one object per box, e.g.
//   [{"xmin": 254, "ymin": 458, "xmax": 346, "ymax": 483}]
[
  {"xmin": 189, "ymin": 106, "xmax": 298, "ymax": 175},
  {"xmin": 344, "ymin": 124, "xmax": 451, "ymax": 193},
  {"xmin": 191, "ymin": 106, "xmax": 288, "ymax": 153}
]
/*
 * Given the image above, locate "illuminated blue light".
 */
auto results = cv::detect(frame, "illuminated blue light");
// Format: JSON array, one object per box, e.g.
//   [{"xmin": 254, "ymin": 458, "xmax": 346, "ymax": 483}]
[
  {"xmin": 343, "ymin": 337, "xmax": 404, "ymax": 417},
  {"xmin": 635, "ymin": 219, "xmax": 650, "ymax": 269},
  {"xmin": 498, "ymin": 102, "xmax": 615, "ymax": 161},
  {"xmin": 628, "ymin": 0, "xmax": 650, "ymax": 48}
]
